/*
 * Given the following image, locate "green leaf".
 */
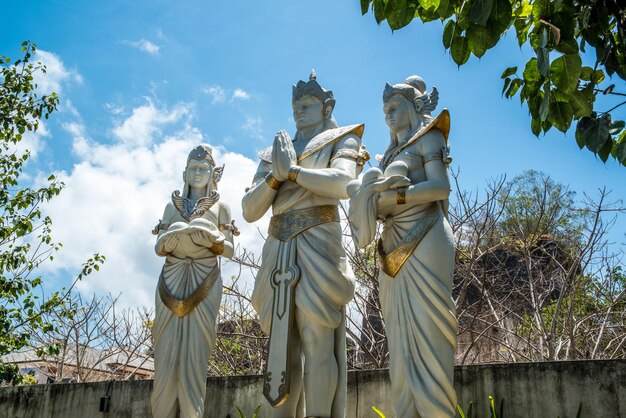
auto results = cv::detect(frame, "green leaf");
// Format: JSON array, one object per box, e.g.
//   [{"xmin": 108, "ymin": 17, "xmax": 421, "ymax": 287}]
[
  {"xmin": 547, "ymin": 98, "xmax": 574, "ymax": 132},
  {"xmin": 569, "ymin": 86, "xmax": 594, "ymax": 118},
  {"xmin": 614, "ymin": 131, "xmax": 626, "ymax": 165},
  {"xmin": 502, "ymin": 77, "xmax": 511, "ymax": 95},
  {"xmin": 523, "ymin": 58, "xmax": 542, "ymax": 84},
  {"xmin": 419, "ymin": 0, "xmax": 441, "ymax": 11},
  {"xmin": 386, "ymin": 0, "xmax": 416, "ymax": 29},
  {"xmin": 598, "ymin": 136, "xmax": 613, "ymax": 162},
  {"xmin": 443, "ymin": 20, "xmax": 457, "ymax": 49},
  {"xmin": 506, "ymin": 78, "xmax": 523, "ymax": 98},
  {"xmin": 486, "ymin": 0, "xmax": 512, "ymax": 38},
  {"xmin": 467, "ymin": 24, "xmax": 490, "ymax": 57},
  {"xmin": 532, "ymin": 0, "xmax": 550, "ymax": 23},
  {"xmin": 539, "ymin": 88, "xmax": 550, "ymax": 121},
  {"xmin": 436, "ymin": 0, "xmax": 452, "ymax": 19},
  {"xmin": 469, "ymin": 0, "xmax": 493, "ymax": 26},
  {"xmin": 372, "ymin": 406, "xmax": 386, "ymax": 418},
  {"xmin": 373, "ymin": 0, "xmax": 387, "ymax": 23},
  {"xmin": 536, "ymin": 47, "xmax": 550, "ymax": 77},
  {"xmin": 550, "ymin": 53, "xmax": 582, "ymax": 93},
  {"xmin": 580, "ymin": 66, "xmax": 594, "ymax": 81},
  {"xmin": 451, "ymin": 35, "xmax": 471, "ymax": 65},
  {"xmin": 555, "ymin": 39, "xmax": 579, "ymax": 54},
  {"xmin": 514, "ymin": 18, "xmax": 530, "ymax": 46},
  {"xmin": 361, "ymin": 0, "xmax": 372, "ymax": 14},
  {"xmin": 501, "ymin": 66, "xmax": 517, "ymax": 79},
  {"xmin": 576, "ymin": 115, "xmax": 611, "ymax": 153},
  {"xmin": 609, "ymin": 120, "xmax": 625, "ymax": 136},
  {"xmin": 591, "ymin": 70, "xmax": 605, "ymax": 85}
]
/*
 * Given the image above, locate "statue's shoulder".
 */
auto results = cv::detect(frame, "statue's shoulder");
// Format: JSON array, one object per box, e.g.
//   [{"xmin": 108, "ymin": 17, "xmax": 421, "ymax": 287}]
[
  {"xmin": 403, "ymin": 109, "xmax": 451, "ymax": 150},
  {"xmin": 257, "ymin": 123, "xmax": 364, "ymax": 163},
  {"xmin": 297, "ymin": 123, "xmax": 364, "ymax": 162}
]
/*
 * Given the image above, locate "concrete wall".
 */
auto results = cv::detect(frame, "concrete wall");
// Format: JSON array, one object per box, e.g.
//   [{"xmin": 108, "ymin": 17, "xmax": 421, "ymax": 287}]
[{"xmin": 0, "ymin": 360, "xmax": 624, "ymax": 418}]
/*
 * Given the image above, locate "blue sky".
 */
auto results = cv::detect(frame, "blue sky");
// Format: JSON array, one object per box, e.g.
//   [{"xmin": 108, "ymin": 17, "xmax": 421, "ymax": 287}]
[{"xmin": 2, "ymin": 0, "xmax": 624, "ymax": 307}]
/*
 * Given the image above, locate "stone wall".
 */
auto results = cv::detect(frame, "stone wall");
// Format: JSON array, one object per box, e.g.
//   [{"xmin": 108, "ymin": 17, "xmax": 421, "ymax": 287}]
[{"xmin": 0, "ymin": 360, "xmax": 624, "ymax": 417}]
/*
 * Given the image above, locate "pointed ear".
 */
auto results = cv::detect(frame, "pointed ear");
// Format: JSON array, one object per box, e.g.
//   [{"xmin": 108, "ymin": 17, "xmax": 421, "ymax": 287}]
[{"xmin": 213, "ymin": 164, "xmax": 225, "ymax": 183}]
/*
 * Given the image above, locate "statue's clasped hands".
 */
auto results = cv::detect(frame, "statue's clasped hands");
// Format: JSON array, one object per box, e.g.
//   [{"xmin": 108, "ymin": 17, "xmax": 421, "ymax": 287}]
[
  {"xmin": 161, "ymin": 234, "xmax": 180, "ymax": 253},
  {"xmin": 272, "ymin": 130, "xmax": 297, "ymax": 182}
]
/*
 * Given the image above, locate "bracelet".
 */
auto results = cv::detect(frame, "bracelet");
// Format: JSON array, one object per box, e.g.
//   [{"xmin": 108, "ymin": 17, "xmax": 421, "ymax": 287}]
[
  {"xmin": 265, "ymin": 172, "xmax": 283, "ymax": 190},
  {"xmin": 288, "ymin": 166, "xmax": 301, "ymax": 183},
  {"xmin": 209, "ymin": 241, "xmax": 225, "ymax": 255},
  {"xmin": 396, "ymin": 187, "xmax": 407, "ymax": 205}
]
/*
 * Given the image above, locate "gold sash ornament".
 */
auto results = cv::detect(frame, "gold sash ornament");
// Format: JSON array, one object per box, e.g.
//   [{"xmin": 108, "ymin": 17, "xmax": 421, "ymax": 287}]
[
  {"xmin": 377, "ymin": 204, "xmax": 440, "ymax": 277},
  {"xmin": 268, "ymin": 205, "xmax": 340, "ymax": 241},
  {"xmin": 263, "ymin": 205, "xmax": 340, "ymax": 407},
  {"xmin": 158, "ymin": 260, "xmax": 220, "ymax": 318}
]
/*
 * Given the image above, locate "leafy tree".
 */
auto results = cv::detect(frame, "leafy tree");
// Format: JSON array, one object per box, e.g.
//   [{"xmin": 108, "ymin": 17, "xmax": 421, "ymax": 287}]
[
  {"xmin": 359, "ymin": 0, "xmax": 626, "ymax": 166},
  {"xmin": 0, "ymin": 41, "xmax": 104, "ymax": 385}
]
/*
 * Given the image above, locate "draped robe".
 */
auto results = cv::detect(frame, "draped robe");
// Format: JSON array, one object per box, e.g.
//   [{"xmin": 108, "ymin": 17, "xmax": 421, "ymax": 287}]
[{"xmin": 151, "ymin": 206, "xmax": 223, "ymax": 418}]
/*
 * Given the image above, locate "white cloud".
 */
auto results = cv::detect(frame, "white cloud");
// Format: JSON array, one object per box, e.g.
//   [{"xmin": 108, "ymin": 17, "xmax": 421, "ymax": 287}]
[
  {"xmin": 111, "ymin": 100, "xmax": 191, "ymax": 146},
  {"xmin": 33, "ymin": 50, "xmax": 83, "ymax": 96},
  {"xmin": 40, "ymin": 103, "xmax": 267, "ymax": 309},
  {"xmin": 242, "ymin": 115, "xmax": 264, "ymax": 140},
  {"xmin": 232, "ymin": 88, "xmax": 250, "ymax": 101},
  {"xmin": 203, "ymin": 86, "xmax": 226, "ymax": 103},
  {"xmin": 104, "ymin": 102, "xmax": 125, "ymax": 115},
  {"xmin": 203, "ymin": 86, "xmax": 252, "ymax": 103},
  {"xmin": 123, "ymin": 39, "xmax": 160, "ymax": 55}
]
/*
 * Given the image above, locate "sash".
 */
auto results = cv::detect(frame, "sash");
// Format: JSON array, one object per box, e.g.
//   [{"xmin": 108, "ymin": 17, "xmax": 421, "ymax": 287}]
[
  {"xmin": 377, "ymin": 204, "xmax": 440, "ymax": 277},
  {"xmin": 158, "ymin": 259, "xmax": 220, "ymax": 318}
]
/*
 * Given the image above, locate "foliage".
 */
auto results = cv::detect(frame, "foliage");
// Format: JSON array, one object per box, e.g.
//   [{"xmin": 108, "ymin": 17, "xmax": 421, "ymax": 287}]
[
  {"xmin": 451, "ymin": 170, "xmax": 625, "ymax": 363},
  {"xmin": 0, "ymin": 42, "xmax": 104, "ymax": 385},
  {"xmin": 359, "ymin": 0, "xmax": 626, "ymax": 166},
  {"xmin": 456, "ymin": 396, "xmax": 582, "ymax": 418},
  {"xmin": 372, "ymin": 405, "xmax": 386, "ymax": 417},
  {"xmin": 233, "ymin": 404, "xmax": 261, "ymax": 418}
]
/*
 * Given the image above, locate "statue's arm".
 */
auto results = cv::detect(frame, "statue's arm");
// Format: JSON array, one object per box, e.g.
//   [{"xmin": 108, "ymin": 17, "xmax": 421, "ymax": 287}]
[
  {"xmin": 378, "ymin": 130, "xmax": 450, "ymax": 210},
  {"xmin": 218, "ymin": 202, "xmax": 235, "ymax": 259},
  {"xmin": 242, "ymin": 160, "xmax": 276, "ymax": 223},
  {"xmin": 290, "ymin": 134, "xmax": 360, "ymax": 199},
  {"xmin": 154, "ymin": 203, "xmax": 176, "ymax": 256}
]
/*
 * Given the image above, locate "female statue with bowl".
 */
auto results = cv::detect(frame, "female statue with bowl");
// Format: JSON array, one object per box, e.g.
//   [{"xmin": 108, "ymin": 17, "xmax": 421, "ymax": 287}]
[
  {"xmin": 150, "ymin": 144, "xmax": 236, "ymax": 418},
  {"xmin": 348, "ymin": 76, "xmax": 457, "ymax": 418}
]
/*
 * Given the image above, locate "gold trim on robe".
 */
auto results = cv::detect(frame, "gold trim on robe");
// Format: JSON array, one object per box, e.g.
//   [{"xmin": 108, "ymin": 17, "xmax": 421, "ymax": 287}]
[
  {"xmin": 158, "ymin": 260, "xmax": 220, "ymax": 318},
  {"xmin": 258, "ymin": 124, "xmax": 365, "ymax": 164},
  {"xmin": 381, "ymin": 109, "xmax": 450, "ymax": 170},
  {"xmin": 377, "ymin": 204, "xmax": 440, "ymax": 277},
  {"xmin": 268, "ymin": 205, "xmax": 339, "ymax": 242}
]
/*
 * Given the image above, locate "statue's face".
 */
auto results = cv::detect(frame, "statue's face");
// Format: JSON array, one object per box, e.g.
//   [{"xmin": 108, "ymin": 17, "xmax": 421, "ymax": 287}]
[
  {"xmin": 292, "ymin": 96, "xmax": 325, "ymax": 129},
  {"xmin": 185, "ymin": 158, "xmax": 213, "ymax": 189},
  {"xmin": 383, "ymin": 95, "xmax": 412, "ymax": 134}
]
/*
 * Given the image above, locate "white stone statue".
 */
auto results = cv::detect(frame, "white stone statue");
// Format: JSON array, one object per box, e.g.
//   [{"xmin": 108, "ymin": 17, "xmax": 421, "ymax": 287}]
[
  {"xmin": 348, "ymin": 76, "xmax": 457, "ymax": 418},
  {"xmin": 150, "ymin": 144, "xmax": 237, "ymax": 418},
  {"xmin": 242, "ymin": 71, "xmax": 368, "ymax": 418}
]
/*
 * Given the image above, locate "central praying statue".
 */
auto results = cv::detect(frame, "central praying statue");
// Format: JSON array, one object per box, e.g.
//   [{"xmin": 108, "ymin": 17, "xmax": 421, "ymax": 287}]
[{"xmin": 242, "ymin": 71, "xmax": 367, "ymax": 418}]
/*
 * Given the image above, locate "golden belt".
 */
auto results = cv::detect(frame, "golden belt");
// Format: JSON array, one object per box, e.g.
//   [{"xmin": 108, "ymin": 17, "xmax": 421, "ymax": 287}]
[
  {"xmin": 377, "ymin": 204, "xmax": 440, "ymax": 278},
  {"xmin": 268, "ymin": 205, "xmax": 339, "ymax": 241},
  {"xmin": 158, "ymin": 261, "xmax": 220, "ymax": 318}
]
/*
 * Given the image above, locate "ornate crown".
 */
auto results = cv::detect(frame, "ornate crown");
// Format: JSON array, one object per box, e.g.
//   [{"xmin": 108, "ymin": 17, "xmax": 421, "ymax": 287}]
[
  {"xmin": 292, "ymin": 69, "xmax": 336, "ymax": 110},
  {"xmin": 383, "ymin": 76, "xmax": 439, "ymax": 116},
  {"xmin": 187, "ymin": 144, "xmax": 216, "ymax": 166}
]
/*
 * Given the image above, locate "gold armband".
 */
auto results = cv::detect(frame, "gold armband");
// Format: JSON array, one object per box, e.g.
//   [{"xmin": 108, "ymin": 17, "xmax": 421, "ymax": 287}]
[
  {"xmin": 330, "ymin": 149, "xmax": 359, "ymax": 163},
  {"xmin": 209, "ymin": 241, "xmax": 225, "ymax": 255},
  {"xmin": 265, "ymin": 173, "xmax": 283, "ymax": 190},
  {"xmin": 397, "ymin": 187, "xmax": 407, "ymax": 205},
  {"xmin": 288, "ymin": 166, "xmax": 301, "ymax": 183}
]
